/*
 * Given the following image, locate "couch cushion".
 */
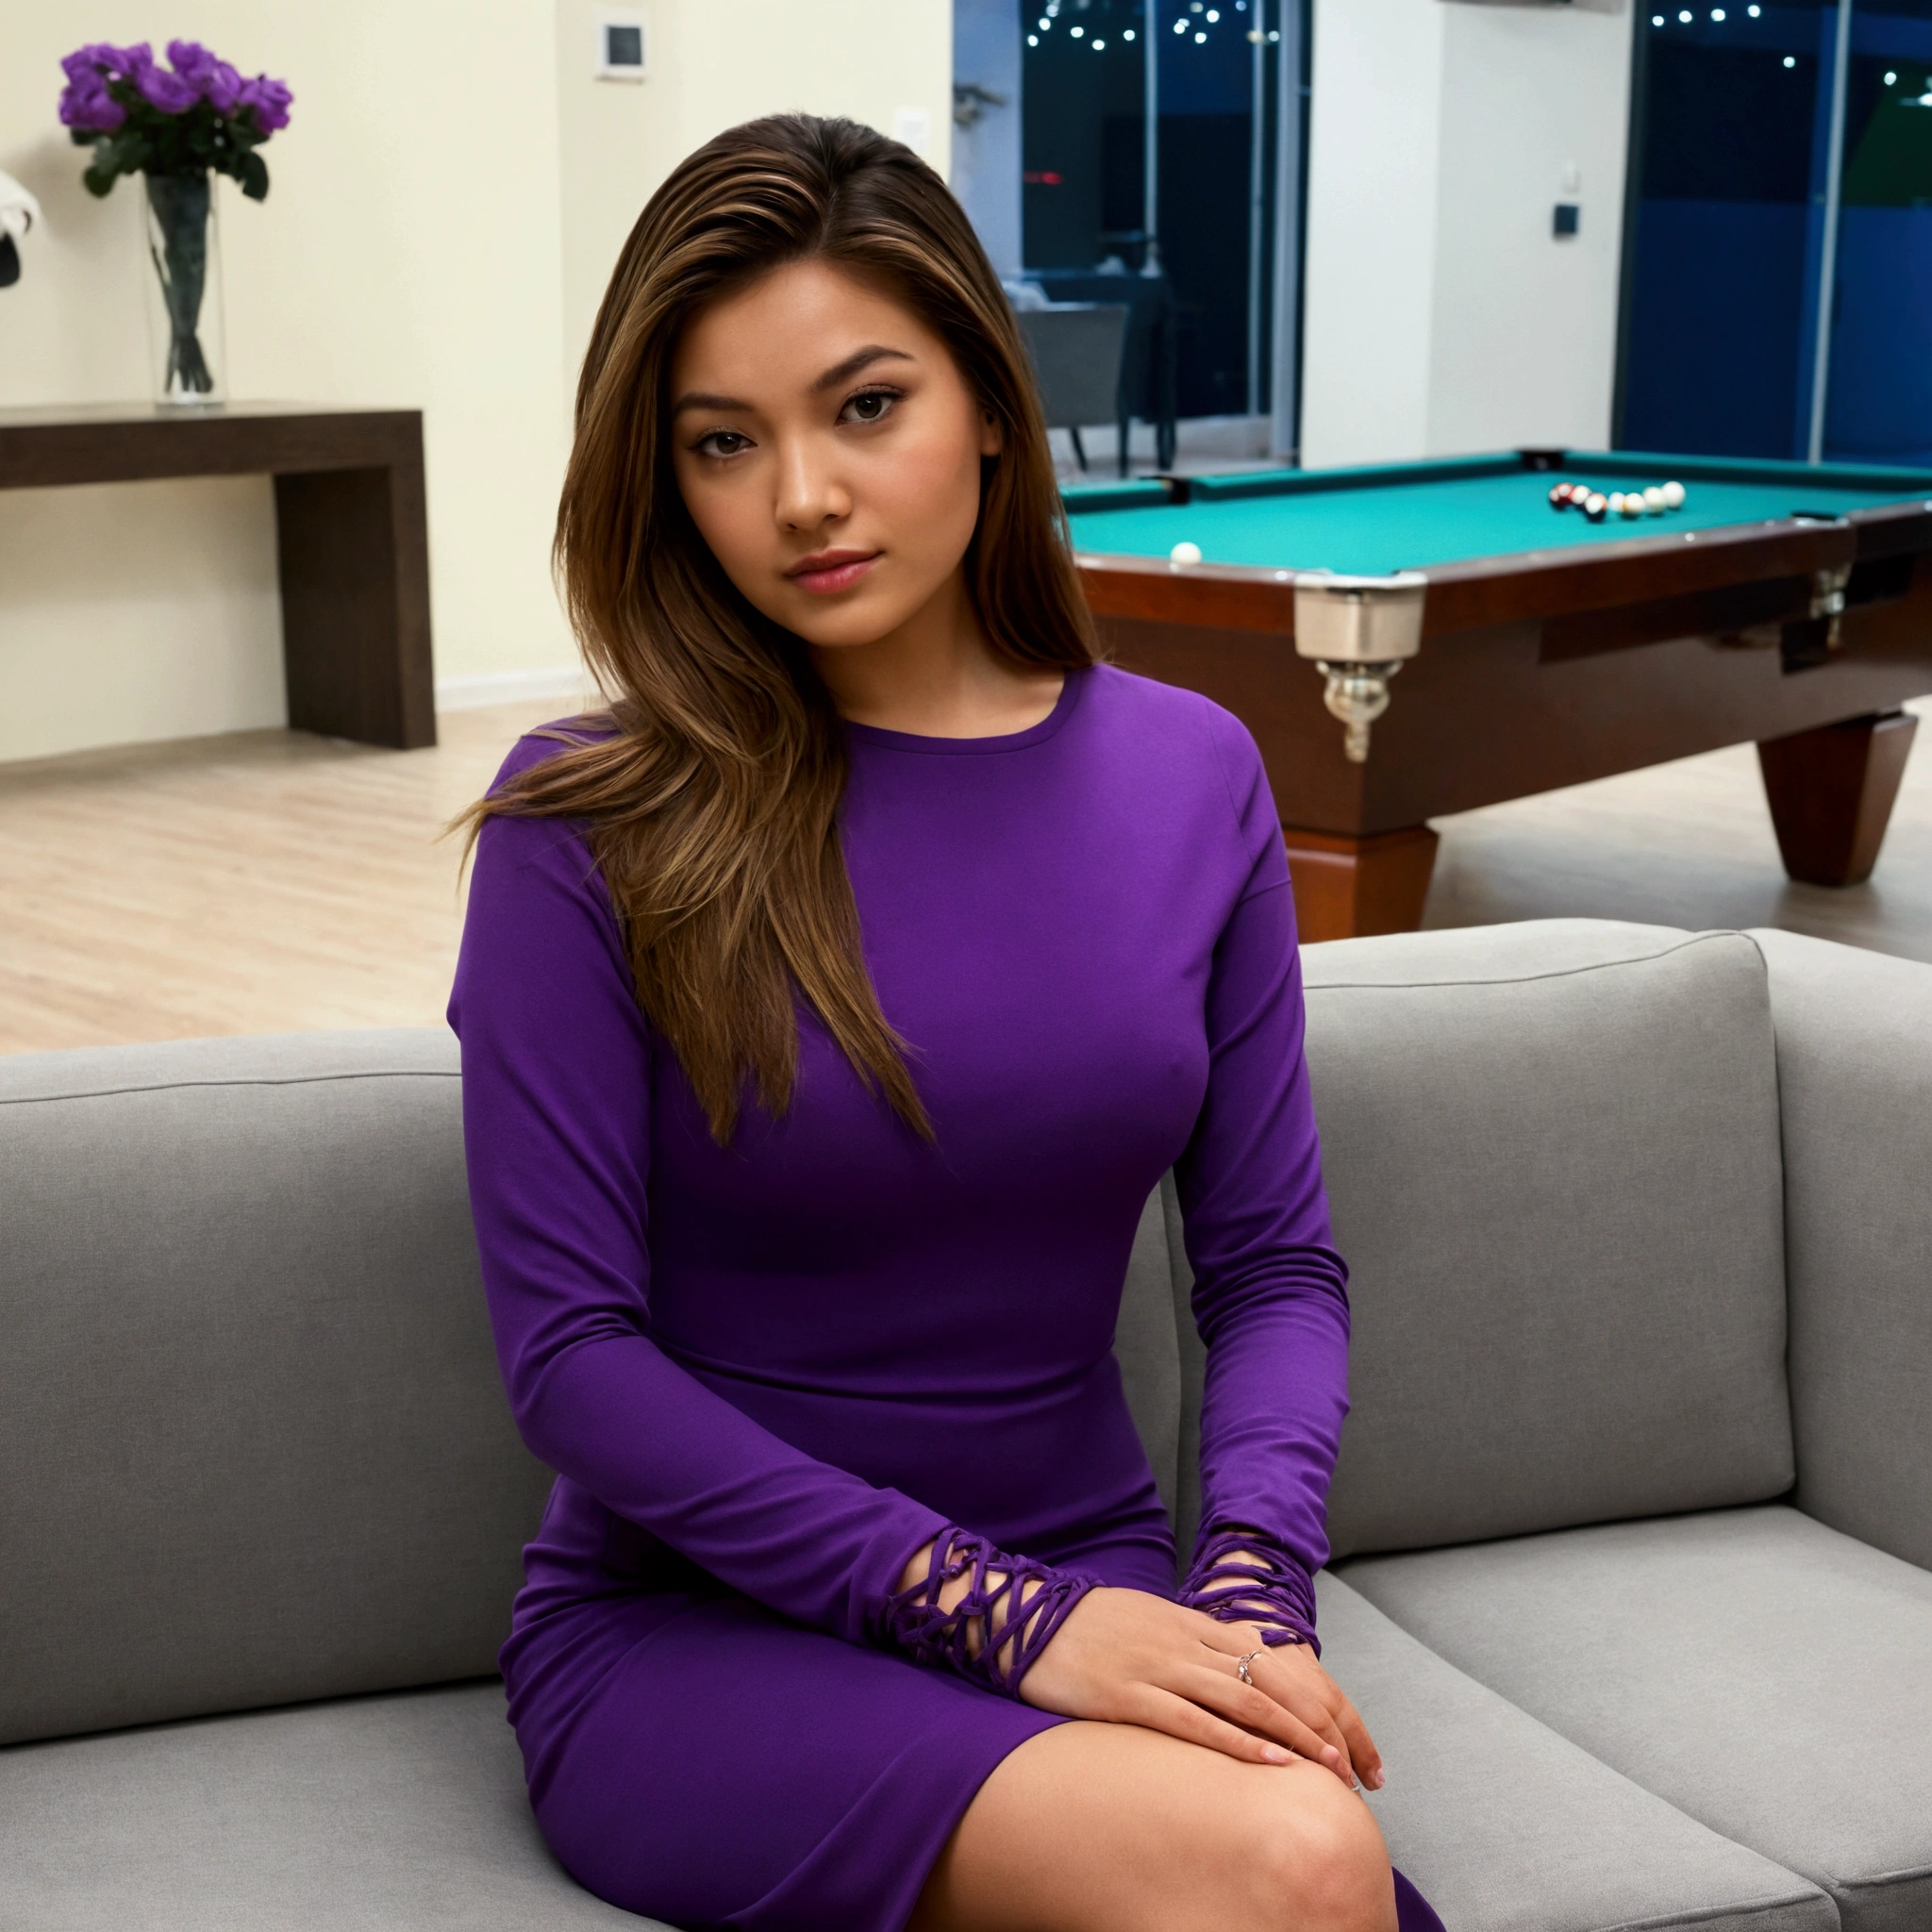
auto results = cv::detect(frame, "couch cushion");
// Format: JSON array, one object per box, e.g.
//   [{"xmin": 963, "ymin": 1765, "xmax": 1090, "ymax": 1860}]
[
  {"xmin": 1299, "ymin": 921, "xmax": 1792, "ymax": 1558},
  {"xmin": 1113, "ymin": 1184, "xmax": 1184, "ymax": 1540},
  {"xmin": 1751, "ymin": 928, "xmax": 1932, "ymax": 1574},
  {"xmin": 1341, "ymin": 1506, "xmax": 1932, "ymax": 1932},
  {"xmin": 0, "ymin": 1032, "xmax": 554, "ymax": 1747},
  {"xmin": 0, "ymin": 1679, "xmax": 652, "ymax": 1929},
  {"xmin": 1316, "ymin": 1573, "xmax": 1833, "ymax": 1932}
]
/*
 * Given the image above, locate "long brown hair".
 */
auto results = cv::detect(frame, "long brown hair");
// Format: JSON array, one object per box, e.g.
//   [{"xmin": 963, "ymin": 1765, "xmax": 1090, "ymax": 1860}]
[{"xmin": 462, "ymin": 113, "xmax": 1097, "ymax": 1143}]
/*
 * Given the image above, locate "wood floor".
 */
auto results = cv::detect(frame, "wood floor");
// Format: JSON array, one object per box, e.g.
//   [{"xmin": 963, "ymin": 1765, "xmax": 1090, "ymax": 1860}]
[
  {"xmin": 0, "ymin": 699, "xmax": 570, "ymax": 1056},
  {"xmin": 0, "ymin": 694, "xmax": 1927, "ymax": 1058}
]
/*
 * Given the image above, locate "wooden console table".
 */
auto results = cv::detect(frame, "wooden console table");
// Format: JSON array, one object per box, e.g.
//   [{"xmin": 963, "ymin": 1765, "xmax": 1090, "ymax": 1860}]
[{"xmin": 0, "ymin": 403, "xmax": 434, "ymax": 749}]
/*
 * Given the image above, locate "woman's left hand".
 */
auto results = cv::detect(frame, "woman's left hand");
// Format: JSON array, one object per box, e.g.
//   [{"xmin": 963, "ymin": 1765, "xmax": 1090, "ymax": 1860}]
[{"xmin": 1226, "ymin": 1629, "xmax": 1385, "ymax": 1791}]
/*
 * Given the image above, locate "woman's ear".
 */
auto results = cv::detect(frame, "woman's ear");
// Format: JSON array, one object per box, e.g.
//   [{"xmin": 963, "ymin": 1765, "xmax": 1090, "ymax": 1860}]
[{"xmin": 979, "ymin": 408, "xmax": 1004, "ymax": 458}]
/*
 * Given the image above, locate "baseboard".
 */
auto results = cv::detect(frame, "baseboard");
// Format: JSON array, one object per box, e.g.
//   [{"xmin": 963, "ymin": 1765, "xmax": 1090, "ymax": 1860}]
[{"xmin": 434, "ymin": 667, "xmax": 601, "ymax": 713}]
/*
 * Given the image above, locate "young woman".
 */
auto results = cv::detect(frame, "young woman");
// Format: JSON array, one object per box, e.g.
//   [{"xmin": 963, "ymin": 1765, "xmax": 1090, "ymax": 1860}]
[{"xmin": 452, "ymin": 114, "xmax": 1443, "ymax": 1932}]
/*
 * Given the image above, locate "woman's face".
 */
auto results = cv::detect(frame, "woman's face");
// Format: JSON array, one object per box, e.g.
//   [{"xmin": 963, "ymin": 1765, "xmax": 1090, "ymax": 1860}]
[{"xmin": 667, "ymin": 257, "xmax": 1002, "ymax": 653}]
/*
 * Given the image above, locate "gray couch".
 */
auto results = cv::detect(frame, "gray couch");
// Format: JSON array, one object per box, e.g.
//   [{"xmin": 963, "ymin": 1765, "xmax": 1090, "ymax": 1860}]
[{"xmin": 3, "ymin": 919, "xmax": 1928, "ymax": 1931}]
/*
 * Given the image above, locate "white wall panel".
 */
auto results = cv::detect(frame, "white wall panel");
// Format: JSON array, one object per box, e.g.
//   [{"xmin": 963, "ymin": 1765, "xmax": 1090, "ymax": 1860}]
[
  {"xmin": 1300, "ymin": 0, "xmax": 1448, "ymax": 468},
  {"xmin": 1300, "ymin": 0, "xmax": 1633, "ymax": 470},
  {"xmin": 1427, "ymin": 2, "xmax": 1633, "ymax": 456}
]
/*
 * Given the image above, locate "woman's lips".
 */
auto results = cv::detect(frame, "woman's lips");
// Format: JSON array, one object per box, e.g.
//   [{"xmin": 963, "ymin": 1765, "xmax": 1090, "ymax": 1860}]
[{"xmin": 787, "ymin": 551, "xmax": 879, "ymax": 594}]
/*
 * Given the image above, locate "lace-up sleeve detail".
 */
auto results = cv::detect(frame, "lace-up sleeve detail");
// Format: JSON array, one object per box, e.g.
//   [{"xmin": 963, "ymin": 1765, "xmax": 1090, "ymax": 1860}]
[
  {"xmin": 1179, "ymin": 1525, "xmax": 1321, "ymax": 1657},
  {"xmin": 880, "ymin": 1526, "xmax": 1096, "ymax": 1698}
]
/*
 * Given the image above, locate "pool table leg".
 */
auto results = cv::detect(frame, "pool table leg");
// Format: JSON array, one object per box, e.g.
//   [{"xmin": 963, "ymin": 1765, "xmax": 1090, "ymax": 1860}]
[
  {"xmin": 1757, "ymin": 710, "xmax": 1918, "ymax": 888},
  {"xmin": 1282, "ymin": 825, "xmax": 1440, "ymax": 943}
]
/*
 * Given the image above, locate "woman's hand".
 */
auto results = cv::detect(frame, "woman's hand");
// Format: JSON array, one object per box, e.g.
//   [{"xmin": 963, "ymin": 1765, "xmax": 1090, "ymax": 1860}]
[
  {"xmin": 1241, "ymin": 1632, "xmax": 1385, "ymax": 1790},
  {"xmin": 1015, "ymin": 1586, "xmax": 1385, "ymax": 1789}
]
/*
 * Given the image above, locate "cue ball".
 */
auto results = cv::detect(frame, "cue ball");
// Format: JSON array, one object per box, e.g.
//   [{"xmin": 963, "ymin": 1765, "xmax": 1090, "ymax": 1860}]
[
  {"xmin": 1662, "ymin": 480, "xmax": 1686, "ymax": 509},
  {"xmin": 1607, "ymin": 492, "xmax": 1627, "ymax": 515},
  {"xmin": 1643, "ymin": 486, "xmax": 1667, "ymax": 512},
  {"xmin": 1169, "ymin": 541, "xmax": 1203, "ymax": 565}
]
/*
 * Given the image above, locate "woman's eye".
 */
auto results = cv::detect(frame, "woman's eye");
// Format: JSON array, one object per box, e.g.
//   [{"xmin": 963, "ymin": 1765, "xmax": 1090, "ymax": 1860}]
[
  {"xmin": 841, "ymin": 388, "xmax": 902, "ymax": 425},
  {"xmin": 693, "ymin": 429, "xmax": 753, "ymax": 458}
]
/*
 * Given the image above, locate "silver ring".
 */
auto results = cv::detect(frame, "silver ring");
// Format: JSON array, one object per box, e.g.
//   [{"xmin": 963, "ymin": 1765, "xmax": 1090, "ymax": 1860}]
[{"xmin": 1236, "ymin": 1649, "xmax": 1264, "ymax": 1687}]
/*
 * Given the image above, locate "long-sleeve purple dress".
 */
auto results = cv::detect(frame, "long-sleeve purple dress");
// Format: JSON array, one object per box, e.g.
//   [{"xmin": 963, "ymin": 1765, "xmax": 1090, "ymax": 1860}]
[{"xmin": 450, "ymin": 663, "xmax": 1434, "ymax": 1930}]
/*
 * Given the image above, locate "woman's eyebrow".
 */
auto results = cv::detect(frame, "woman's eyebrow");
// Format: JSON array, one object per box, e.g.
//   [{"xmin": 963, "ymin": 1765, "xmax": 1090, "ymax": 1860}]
[
  {"xmin": 671, "ymin": 390, "xmax": 753, "ymax": 416},
  {"xmin": 811, "ymin": 345, "xmax": 915, "ymax": 392},
  {"xmin": 670, "ymin": 346, "xmax": 912, "ymax": 418}
]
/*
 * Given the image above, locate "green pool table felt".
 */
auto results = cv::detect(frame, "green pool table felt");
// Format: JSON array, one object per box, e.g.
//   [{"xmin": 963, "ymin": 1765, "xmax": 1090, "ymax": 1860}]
[{"xmin": 1062, "ymin": 452, "xmax": 1932, "ymax": 579}]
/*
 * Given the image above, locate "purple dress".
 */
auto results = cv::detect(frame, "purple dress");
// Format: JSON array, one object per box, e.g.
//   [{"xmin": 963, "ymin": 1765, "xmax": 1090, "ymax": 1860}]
[{"xmin": 450, "ymin": 664, "xmax": 1441, "ymax": 1931}]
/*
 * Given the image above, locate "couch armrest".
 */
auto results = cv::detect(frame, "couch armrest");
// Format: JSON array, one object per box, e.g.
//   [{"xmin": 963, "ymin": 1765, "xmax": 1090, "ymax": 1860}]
[{"xmin": 1752, "ymin": 929, "xmax": 1932, "ymax": 1574}]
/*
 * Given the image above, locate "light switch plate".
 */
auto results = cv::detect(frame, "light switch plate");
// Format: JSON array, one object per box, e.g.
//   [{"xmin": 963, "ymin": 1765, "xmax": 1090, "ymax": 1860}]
[{"xmin": 594, "ymin": 7, "xmax": 648, "ymax": 81}]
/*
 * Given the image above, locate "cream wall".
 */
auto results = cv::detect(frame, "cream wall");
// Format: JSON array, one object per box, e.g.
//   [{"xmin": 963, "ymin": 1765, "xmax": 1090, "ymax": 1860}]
[
  {"xmin": 0, "ymin": 1, "xmax": 952, "ymax": 764},
  {"xmin": 553, "ymin": 0, "xmax": 954, "ymax": 391},
  {"xmin": 0, "ymin": 2, "xmax": 575, "ymax": 763},
  {"xmin": 1301, "ymin": 0, "xmax": 1633, "ymax": 471}
]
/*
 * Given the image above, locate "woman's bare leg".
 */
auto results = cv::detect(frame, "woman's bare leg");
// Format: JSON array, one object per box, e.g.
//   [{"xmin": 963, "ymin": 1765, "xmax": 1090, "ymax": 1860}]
[{"xmin": 909, "ymin": 1720, "xmax": 1398, "ymax": 1932}]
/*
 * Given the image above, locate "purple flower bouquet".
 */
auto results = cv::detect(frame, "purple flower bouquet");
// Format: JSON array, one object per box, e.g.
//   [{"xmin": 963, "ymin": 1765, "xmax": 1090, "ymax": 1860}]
[{"xmin": 58, "ymin": 41, "xmax": 293, "ymax": 400}]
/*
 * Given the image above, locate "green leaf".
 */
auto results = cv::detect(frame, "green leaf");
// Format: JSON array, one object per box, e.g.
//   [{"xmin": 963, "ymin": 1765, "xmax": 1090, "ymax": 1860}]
[
  {"xmin": 82, "ymin": 163, "xmax": 118, "ymax": 197},
  {"xmin": 69, "ymin": 126, "xmax": 101, "ymax": 148},
  {"xmin": 238, "ymin": 149, "xmax": 270, "ymax": 201}
]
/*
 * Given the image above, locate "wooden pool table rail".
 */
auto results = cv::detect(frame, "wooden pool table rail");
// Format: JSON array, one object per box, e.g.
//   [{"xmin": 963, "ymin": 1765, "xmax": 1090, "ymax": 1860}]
[
  {"xmin": 1074, "ymin": 499, "xmax": 1932, "ymax": 941},
  {"xmin": 1074, "ymin": 507, "xmax": 1932, "ymax": 642}
]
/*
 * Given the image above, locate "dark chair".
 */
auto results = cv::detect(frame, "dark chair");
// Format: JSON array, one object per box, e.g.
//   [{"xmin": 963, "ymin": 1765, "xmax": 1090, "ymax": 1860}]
[
  {"xmin": 1014, "ymin": 303, "xmax": 1131, "ymax": 474},
  {"xmin": 1023, "ymin": 269, "xmax": 1178, "ymax": 475}
]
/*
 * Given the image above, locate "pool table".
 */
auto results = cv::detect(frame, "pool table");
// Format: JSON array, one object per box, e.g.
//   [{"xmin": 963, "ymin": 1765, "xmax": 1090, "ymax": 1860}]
[{"xmin": 1066, "ymin": 450, "xmax": 1932, "ymax": 941}]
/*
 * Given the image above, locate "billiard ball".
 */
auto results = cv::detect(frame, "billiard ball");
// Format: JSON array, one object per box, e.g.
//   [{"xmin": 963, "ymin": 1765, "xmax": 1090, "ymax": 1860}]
[
  {"xmin": 1607, "ymin": 492, "xmax": 1626, "ymax": 514},
  {"xmin": 1621, "ymin": 493, "xmax": 1643, "ymax": 518},
  {"xmin": 1169, "ymin": 541, "xmax": 1202, "ymax": 565},
  {"xmin": 1661, "ymin": 480, "xmax": 1686, "ymax": 509},
  {"xmin": 1643, "ymin": 486, "xmax": 1667, "ymax": 512},
  {"xmin": 1584, "ymin": 493, "xmax": 1607, "ymax": 522},
  {"xmin": 1550, "ymin": 484, "xmax": 1572, "ymax": 508}
]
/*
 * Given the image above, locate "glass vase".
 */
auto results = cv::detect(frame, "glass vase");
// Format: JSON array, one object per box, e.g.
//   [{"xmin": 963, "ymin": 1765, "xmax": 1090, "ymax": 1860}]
[{"xmin": 142, "ymin": 172, "xmax": 225, "ymax": 406}]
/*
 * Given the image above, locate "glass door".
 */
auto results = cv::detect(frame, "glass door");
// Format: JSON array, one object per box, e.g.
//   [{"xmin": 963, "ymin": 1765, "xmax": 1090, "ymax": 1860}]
[
  {"xmin": 1618, "ymin": 2, "xmax": 1841, "ymax": 458},
  {"xmin": 1619, "ymin": 0, "xmax": 1932, "ymax": 465},
  {"xmin": 1021, "ymin": 0, "xmax": 1304, "ymax": 429},
  {"xmin": 1820, "ymin": 0, "xmax": 1932, "ymax": 463}
]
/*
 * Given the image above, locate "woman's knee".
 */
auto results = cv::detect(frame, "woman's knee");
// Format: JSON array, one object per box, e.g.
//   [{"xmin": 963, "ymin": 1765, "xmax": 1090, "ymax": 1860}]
[{"xmin": 1234, "ymin": 1769, "xmax": 1396, "ymax": 1932}]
